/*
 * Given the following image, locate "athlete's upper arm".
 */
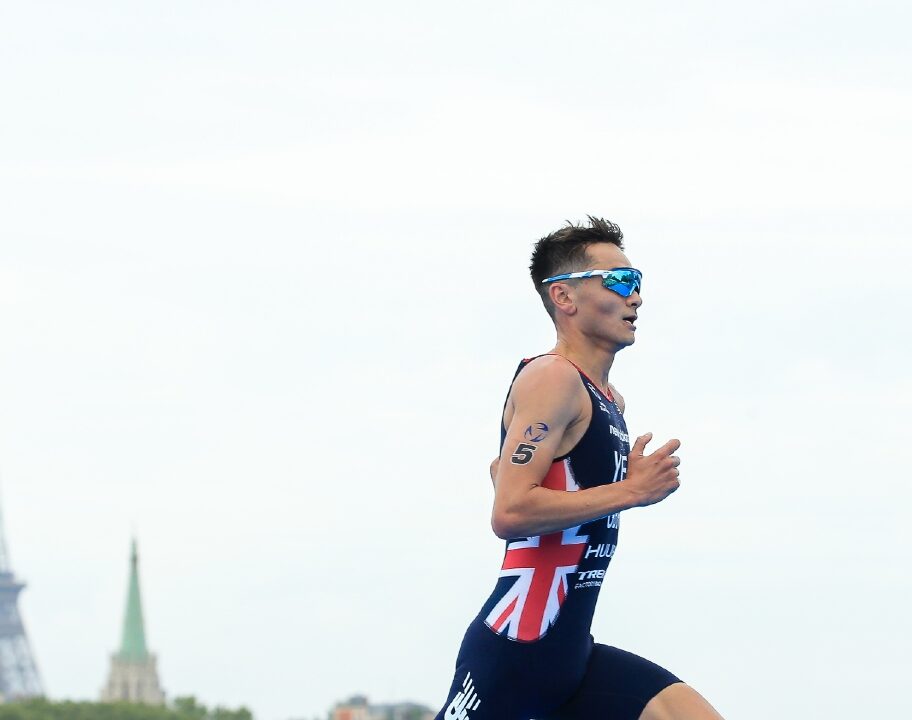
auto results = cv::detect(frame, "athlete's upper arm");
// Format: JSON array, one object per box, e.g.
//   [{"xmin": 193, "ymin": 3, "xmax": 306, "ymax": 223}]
[{"xmin": 491, "ymin": 357, "xmax": 584, "ymax": 538}]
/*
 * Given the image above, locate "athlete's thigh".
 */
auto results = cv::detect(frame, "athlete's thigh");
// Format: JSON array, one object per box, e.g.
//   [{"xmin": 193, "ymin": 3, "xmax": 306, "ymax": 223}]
[
  {"xmin": 433, "ymin": 662, "xmax": 527, "ymax": 720},
  {"xmin": 544, "ymin": 643, "xmax": 683, "ymax": 720}
]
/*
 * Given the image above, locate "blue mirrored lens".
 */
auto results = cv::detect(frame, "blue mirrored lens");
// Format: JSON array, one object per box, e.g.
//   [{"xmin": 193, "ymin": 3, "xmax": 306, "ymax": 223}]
[
  {"xmin": 606, "ymin": 283, "xmax": 634, "ymax": 297},
  {"xmin": 601, "ymin": 270, "xmax": 641, "ymax": 297}
]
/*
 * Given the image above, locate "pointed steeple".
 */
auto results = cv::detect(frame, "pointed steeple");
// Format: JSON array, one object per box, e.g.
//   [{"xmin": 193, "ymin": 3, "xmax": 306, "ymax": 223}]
[
  {"xmin": 101, "ymin": 537, "xmax": 164, "ymax": 705},
  {"xmin": 118, "ymin": 538, "xmax": 149, "ymax": 662}
]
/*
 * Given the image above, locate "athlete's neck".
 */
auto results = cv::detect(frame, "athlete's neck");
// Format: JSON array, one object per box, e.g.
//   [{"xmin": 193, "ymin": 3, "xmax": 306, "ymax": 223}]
[{"xmin": 550, "ymin": 339, "xmax": 616, "ymax": 394}]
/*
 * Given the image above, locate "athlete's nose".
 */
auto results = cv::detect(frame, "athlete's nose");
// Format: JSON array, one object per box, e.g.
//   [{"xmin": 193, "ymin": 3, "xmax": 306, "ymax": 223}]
[{"xmin": 628, "ymin": 291, "xmax": 642, "ymax": 308}]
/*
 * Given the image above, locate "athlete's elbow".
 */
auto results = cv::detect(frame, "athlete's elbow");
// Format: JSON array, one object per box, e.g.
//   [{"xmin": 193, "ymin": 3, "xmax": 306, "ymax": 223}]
[
  {"xmin": 491, "ymin": 507, "xmax": 515, "ymax": 540},
  {"xmin": 491, "ymin": 516, "xmax": 510, "ymax": 540},
  {"xmin": 491, "ymin": 516, "xmax": 518, "ymax": 540},
  {"xmin": 491, "ymin": 505, "xmax": 528, "ymax": 540}
]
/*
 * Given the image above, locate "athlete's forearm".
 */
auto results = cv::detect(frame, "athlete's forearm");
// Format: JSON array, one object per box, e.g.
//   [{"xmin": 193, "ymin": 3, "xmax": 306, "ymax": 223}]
[{"xmin": 492, "ymin": 481, "xmax": 640, "ymax": 539}]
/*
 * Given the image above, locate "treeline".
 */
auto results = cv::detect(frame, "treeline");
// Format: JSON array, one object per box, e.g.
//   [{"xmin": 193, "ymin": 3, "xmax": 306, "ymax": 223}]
[{"xmin": 0, "ymin": 697, "xmax": 253, "ymax": 720}]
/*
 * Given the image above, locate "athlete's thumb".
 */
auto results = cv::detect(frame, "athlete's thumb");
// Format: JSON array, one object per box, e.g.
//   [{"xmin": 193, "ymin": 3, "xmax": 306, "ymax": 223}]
[{"xmin": 631, "ymin": 432, "xmax": 652, "ymax": 456}]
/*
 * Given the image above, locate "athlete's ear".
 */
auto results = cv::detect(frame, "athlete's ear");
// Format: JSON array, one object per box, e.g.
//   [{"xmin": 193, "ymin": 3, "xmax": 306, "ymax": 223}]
[{"xmin": 549, "ymin": 282, "xmax": 578, "ymax": 317}]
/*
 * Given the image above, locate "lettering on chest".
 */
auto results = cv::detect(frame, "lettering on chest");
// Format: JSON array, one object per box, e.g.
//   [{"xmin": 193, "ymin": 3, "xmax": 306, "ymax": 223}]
[{"xmin": 611, "ymin": 451, "xmax": 628, "ymax": 483}]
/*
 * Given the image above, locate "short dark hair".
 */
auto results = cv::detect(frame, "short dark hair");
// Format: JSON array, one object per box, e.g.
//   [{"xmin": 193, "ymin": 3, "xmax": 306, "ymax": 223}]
[{"xmin": 529, "ymin": 216, "xmax": 625, "ymax": 317}]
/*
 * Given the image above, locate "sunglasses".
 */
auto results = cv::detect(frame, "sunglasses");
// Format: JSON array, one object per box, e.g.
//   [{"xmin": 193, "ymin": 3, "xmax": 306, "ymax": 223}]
[{"xmin": 541, "ymin": 267, "xmax": 643, "ymax": 298}]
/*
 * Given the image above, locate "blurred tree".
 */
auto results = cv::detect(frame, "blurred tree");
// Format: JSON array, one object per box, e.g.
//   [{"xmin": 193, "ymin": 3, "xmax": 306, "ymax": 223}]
[
  {"xmin": 0, "ymin": 697, "xmax": 254, "ymax": 720},
  {"xmin": 172, "ymin": 697, "xmax": 208, "ymax": 720},
  {"xmin": 210, "ymin": 708, "xmax": 252, "ymax": 720}
]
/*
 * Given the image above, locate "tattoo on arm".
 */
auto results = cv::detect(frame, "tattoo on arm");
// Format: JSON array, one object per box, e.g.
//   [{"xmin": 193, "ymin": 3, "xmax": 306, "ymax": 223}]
[
  {"xmin": 510, "ymin": 443, "xmax": 537, "ymax": 465},
  {"xmin": 523, "ymin": 422, "xmax": 549, "ymax": 443},
  {"xmin": 510, "ymin": 422, "xmax": 550, "ymax": 464},
  {"xmin": 509, "ymin": 422, "xmax": 550, "ymax": 464}
]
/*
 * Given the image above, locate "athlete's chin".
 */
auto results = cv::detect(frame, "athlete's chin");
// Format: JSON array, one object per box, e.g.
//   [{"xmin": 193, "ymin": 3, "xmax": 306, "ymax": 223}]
[
  {"xmin": 614, "ymin": 334, "xmax": 636, "ymax": 351},
  {"xmin": 593, "ymin": 327, "xmax": 637, "ymax": 351}
]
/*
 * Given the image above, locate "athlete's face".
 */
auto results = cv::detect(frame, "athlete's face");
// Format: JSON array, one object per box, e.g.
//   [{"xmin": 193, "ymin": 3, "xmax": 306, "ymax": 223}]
[{"xmin": 567, "ymin": 243, "xmax": 643, "ymax": 350}]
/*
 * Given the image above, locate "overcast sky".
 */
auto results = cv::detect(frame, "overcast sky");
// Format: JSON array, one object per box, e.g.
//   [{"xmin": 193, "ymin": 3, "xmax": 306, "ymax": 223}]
[{"xmin": 1, "ymin": 2, "xmax": 910, "ymax": 719}]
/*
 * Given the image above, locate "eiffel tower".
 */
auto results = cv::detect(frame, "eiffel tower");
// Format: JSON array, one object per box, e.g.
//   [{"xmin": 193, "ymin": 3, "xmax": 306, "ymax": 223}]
[{"xmin": 0, "ymin": 499, "xmax": 44, "ymax": 701}]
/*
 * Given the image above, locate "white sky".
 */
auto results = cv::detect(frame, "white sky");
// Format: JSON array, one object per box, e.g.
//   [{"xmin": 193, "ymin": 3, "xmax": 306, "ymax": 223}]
[{"xmin": 1, "ymin": 2, "xmax": 910, "ymax": 719}]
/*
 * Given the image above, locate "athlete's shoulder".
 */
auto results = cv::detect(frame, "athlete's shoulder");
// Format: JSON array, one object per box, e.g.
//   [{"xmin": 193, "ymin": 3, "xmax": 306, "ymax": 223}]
[{"xmin": 510, "ymin": 354, "xmax": 584, "ymax": 404}]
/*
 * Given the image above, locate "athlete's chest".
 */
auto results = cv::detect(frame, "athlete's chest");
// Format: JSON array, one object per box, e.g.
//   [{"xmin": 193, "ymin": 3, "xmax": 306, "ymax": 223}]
[{"xmin": 567, "ymin": 381, "xmax": 631, "ymax": 490}]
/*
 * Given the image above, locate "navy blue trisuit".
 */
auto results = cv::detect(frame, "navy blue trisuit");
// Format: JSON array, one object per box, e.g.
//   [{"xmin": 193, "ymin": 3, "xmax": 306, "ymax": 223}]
[{"xmin": 434, "ymin": 355, "xmax": 682, "ymax": 720}]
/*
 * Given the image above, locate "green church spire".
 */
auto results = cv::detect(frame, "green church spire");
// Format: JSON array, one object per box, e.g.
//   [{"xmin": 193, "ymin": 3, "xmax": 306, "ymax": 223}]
[{"xmin": 118, "ymin": 538, "xmax": 149, "ymax": 662}]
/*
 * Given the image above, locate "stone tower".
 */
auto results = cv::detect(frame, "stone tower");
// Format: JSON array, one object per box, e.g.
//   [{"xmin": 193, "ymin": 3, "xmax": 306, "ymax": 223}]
[{"xmin": 100, "ymin": 539, "xmax": 165, "ymax": 704}]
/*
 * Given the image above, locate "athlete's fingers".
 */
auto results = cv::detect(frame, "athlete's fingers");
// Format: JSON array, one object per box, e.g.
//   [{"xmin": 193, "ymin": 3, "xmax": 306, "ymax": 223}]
[
  {"xmin": 652, "ymin": 438, "xmax": 681, "ymax": 457},
  {"xmin": 669, "ymin": 455, "xmax": 681, "ymax": 468},
  {"xmin": 630, "ymin": 432, "xmax": 652, "ymax": 456}
]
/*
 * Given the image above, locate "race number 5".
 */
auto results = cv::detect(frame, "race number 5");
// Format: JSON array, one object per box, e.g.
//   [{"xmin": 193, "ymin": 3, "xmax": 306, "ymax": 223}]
[{"xmin": 510, "ymin": 443, "xmax": 537, "ymax": 465}]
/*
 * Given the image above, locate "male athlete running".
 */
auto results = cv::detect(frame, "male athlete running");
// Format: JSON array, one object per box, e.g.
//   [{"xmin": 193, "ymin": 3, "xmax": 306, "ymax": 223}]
[{"xmin": 434, "ymin": 218, "xmax": 724, "ymax": 720}]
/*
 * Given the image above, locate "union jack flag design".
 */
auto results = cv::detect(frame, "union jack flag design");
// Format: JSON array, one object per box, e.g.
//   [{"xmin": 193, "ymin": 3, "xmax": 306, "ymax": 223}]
[{"xmin": 485, "ymin": 459, "xmax": 588, "ymax": 641}]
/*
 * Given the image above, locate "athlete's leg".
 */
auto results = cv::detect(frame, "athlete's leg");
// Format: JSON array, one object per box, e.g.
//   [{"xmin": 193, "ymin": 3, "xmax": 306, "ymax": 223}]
[
  {"xmin": 638, "ymin": 682, "xmax": 724, "ymax": 720},
  {"xmin": 545, "ymin": 644, "xmax": 688, "ymax": 720},
  {"xmin": 433, "ymin": 661, "xmax": 531, "ymax": 720}
]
